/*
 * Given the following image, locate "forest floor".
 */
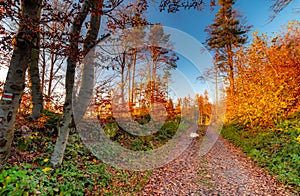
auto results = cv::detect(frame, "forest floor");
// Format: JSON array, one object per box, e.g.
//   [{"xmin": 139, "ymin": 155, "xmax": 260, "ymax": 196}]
[
  {"xmin": 141, "ymin": 128, "xmax": 293, "ymax": 196},
  {"xmin": 3, "ymin": 116, "xmax": 298, "ymax": 195}
]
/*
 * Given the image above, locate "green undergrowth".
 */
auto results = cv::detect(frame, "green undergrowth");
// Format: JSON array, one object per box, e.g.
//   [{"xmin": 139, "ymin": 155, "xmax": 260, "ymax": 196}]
[
  {"xmin": 221, "ymin": 112, "xmax": 300, "ymax": 193},
  {"xmin": 103, "ymin": 117, "xmax": 190, "ymax": 151},
  {"xmin": 2, "ymin": 111, "xmax": 198, "ymax": 195},
  {"xmin": 1, "ymin": 133, "xmax": 151, "ymax": 196}
]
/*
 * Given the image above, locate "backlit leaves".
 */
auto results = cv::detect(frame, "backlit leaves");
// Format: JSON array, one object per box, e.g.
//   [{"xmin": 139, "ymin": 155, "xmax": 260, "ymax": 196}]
[{"xmin": 227, "ymin": 21, "xmax": 300, "ymax": 128}]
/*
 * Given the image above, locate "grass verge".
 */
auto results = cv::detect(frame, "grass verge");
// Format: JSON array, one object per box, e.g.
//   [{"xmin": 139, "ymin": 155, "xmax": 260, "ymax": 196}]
[{"xmin": 221, "ymin": 114, "xmax": 300, "ymax": 193}]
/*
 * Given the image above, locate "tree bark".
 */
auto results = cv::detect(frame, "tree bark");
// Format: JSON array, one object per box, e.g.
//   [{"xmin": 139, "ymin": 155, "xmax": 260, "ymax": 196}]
[
  {"xmin": 0, "ymin": 0, "xmax": 42, "ymax": 170},
  {"xmin": 74, "ymin": 1, "xmax": 104, "ymax": 123},
  {"xmin": 51, "ymin": 0, "xmax": 103, "ymax": 168},
  {"xmin": 28, "ymin": 46, "xmax": 43, "ymax": 119},
  {"xmin": 50, "ymin": 0, "xmax": 90, "ymax": 168}
]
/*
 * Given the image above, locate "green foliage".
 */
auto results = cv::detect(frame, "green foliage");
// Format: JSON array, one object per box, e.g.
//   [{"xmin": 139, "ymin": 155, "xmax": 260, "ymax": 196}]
[
  {"xmin": 41, "ymin": 109, "xmax": 61, "ymax": 123},
  {"xmin": 110, "ymin": 119, "xmax": 183, "ymax": 151},
  {"xmin": 206, "ymin": 0, "xmax": 249, "ymax": 50},
  {"xmin": 205, "ymin": 0, "xmax": 250, "ymax": 93},
  {"xmin": 0, "ymin": 165, "xmax": 34, "ymax": 195},
  {"xmin": 3, "ymin": 134, "xmax": 150, "ymax": 195},
  {"xmin": 104, "ymin": 121, "xmax": 119, "ymax": 137},
  {"xmin": 158, "ymin": 120, "xmax": 179, "ymax": 138},
  {"xmin": 0, "ymin": 162, "xmax": 112, "ymax": 196},
  {"xmin": 221, "ymin": 117, "xmax": 300, "ymax": 193}
]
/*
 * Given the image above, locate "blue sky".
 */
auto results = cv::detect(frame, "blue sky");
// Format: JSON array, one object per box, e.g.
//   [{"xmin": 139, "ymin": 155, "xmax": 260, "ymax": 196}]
[
  {"xmin": 146, "ymin": 0, "xmax": 300, "ymax": 43},
  {"xmin": 143, "ymin": 0, "xmax": 300, "ymax": 100},
  {"xmin": 1, "ymin": 0, "xmax": 299, "ymax": 101}
]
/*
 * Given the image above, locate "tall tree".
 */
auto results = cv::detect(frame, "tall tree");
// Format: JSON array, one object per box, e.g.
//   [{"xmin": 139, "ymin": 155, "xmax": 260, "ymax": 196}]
[
  {"xmin": 50, "ymin": 0, "xmax": 123, "ymax": 167},
  {"xmin": 106, "ymin": 0, "xmax": 148, "ymax": 108},
  {"xmin": 50, "ymin": 0, "xmax": 100, "ymax": 167},
  {"xmin": 0, "ymin": 0, "xmax": 43, "ymax": 169},
  {"xmin": 205, "ymin": 0, "xmax": 250, "ymax": 96},
  {"xmin": 146, "ymin": 24, "xmax": 178, "ymax": 106}
]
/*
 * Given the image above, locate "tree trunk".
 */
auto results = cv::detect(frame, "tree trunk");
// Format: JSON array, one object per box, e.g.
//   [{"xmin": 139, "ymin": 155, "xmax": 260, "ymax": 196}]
[
  {"xmin": 131, "ymin": 50, "xmax": 137, "ymax": 105},
  {"xmin": 120, "ymin": 52, "xmax": 126, "ymax": 104},
  {"xmin": 41, "ymin": 46, "xmax": 46, "ymax": 104},
  {"xmin": 128, "ymin": 63, "xmax": 131, "ymax": 108},
  {"xmin": 227, "ymin": 46, "xmax": 235, "ymax": 96},
  {"xmin": 0, "ymin": 0, "xmax": 42, "ymax": 170},
  {"xmin": 51, "ymin": 0, "xmax": 103, "ymax": 168},
  {"xmin": 74, "ymin": 2, "xmax": 104, "ymax": 123},
  {"xmin": 28, "ymin": 46, "xmax": 43, "ymax": 119},
  {"xmin": 50, "ymin": 1, "xmax": 89, "ymax": 168},
  {"xmin": 228, "ymin": 56, "xmax": 235, "ymax": 96}
]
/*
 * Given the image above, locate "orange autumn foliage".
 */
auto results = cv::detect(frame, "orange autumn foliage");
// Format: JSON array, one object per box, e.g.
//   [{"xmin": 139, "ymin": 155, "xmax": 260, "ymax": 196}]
[{"xmin": 227, "ymin": 21, "xmax": 300, "ymax": 128}]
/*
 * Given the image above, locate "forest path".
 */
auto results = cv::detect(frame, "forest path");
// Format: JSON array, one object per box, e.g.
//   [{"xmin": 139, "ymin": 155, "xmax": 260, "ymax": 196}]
[{"xmin": 141, "ymin": 127, "xmax": 292, "ymax": 195}]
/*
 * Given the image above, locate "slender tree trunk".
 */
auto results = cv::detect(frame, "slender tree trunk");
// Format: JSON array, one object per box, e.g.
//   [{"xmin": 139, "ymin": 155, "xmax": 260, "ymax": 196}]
[
  {"xmin": 0, "ymin": 0, "xmax": 42, "ymax": 170},
  {"xmin": 228, "ymin": 49, "xmax": 235, "ymax": 96},
  {"xmin": 120, "ymin": 52, "xmax": 126, "ymax": 104},
  {"xmin": 121, "ymin": 66, "xmax": 125, "ymax": 104},
  {"xmin": 41, "ymin": 46, "xmax": 46, "ymax": 103},
  {"xmin": 51, "ymin": 0, "xmax": 103, "ymax": 168},
  {"xmin": 74, "ymin": 4, "xmax": 105, "ymax": 124},
  {"xmin": 151, "ymin": 53, "xmax": 158, "ymax": 104},
  {"xmin": 28, "ymin": 46, "xmax": 43, "ymax": 119},
  {"xmin": 128, "ymin": 64, "xmax": 131, "ymax": 108},
  {"xmin": 46, "ymin": 51, "xmax": 55, "ymax": 108},
  {"xmin": 50, "ymin": 1, "xmax": 89, "ymax": 168},
  {"xmin": 131, "ymin": 50, "xmax": 137, "ymax": 105}
]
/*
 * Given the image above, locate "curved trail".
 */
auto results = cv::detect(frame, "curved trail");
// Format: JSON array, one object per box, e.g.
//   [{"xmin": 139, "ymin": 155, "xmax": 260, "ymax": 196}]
[{"xmin": 141, "ymin": 128, "xmax": 292, "ymax": 195}]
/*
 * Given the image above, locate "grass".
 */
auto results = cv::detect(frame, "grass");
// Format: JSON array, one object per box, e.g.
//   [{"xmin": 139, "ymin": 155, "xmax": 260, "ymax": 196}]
[{"xmin": 221, "ymin": 112, "xmax": 300, "ymax": 193}]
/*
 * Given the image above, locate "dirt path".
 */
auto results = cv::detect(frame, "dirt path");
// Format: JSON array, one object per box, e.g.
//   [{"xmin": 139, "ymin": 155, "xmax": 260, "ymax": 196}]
[{"xmin": 141, "ymin": 128, "xmax": 293, "ymax": 195}]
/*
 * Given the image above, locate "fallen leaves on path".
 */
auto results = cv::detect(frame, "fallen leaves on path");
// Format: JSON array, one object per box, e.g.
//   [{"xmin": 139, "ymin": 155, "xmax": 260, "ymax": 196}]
[{"xmin": 141, "ymin": 128, "xmax": 293, "ymax": 195}]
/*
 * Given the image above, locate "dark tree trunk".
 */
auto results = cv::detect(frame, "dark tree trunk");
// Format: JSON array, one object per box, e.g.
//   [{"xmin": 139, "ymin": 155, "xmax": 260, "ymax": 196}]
[
  {"xmin": 227, "ymin": 47, "xmax": 235, "ymax": 96},
  {"xmin": 0, "ymin": 0, "xmax": 42, "ymax": 170},
  {"xmin": 28, "ymin": 46, "xmax": 43, "ymax": 119}
]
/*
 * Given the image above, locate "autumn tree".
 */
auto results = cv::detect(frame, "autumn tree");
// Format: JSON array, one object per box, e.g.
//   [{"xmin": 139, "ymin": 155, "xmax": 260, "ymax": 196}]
[
  {"xmin": 0, "ymin": 0, "xmax": 43, "ymax": 119},
  {"xmin": 146, "ymin": 24, "xmax": 178, "ymax": 105},
  {"xmin": 205, "ymin": 0, "xmax": 250, "ymax": 96},
  {"xmin": 228, "ymin": 22, "xmax": 300, "ymax": 128},
  {"xmin": 196, "ymin": 93, "xmax": 211, "ymax": 125},
  {"xmin": 105, "ymin": 0, "xmax": 148, "ymax": 106},
  {"xmin": 104, "ymin": 3, "xmax": 178, "ymax": 115}
]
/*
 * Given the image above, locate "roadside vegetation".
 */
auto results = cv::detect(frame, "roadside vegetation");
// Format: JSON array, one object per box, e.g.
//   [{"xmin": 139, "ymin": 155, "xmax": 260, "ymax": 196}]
[{"xmin": 222, "ymin": 21, "xmax": 300, "ymax": 193}]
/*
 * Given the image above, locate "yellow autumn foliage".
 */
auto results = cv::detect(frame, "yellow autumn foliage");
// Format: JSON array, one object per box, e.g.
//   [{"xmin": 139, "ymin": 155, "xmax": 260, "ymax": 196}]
[{"xmin": 227, "ymin": 21, "xmax": 300, "ymax": 128}]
